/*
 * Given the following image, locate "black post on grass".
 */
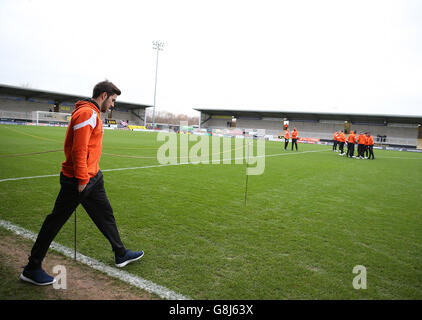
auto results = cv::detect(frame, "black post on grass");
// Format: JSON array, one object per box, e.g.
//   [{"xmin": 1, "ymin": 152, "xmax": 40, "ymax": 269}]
[
  {"xmin": 244, "ymin": 140, "xmax": 250, "ymax": 206},
  {"xmin": 74, "ymin": 208, "xmax": 77, "ymax": 261}
]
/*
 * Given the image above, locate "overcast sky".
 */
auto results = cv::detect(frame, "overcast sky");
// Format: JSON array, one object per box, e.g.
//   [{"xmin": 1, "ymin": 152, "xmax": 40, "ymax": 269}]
[{"xmin": 0, "ymin": 0, "xmax": 421, "ymax": 116}]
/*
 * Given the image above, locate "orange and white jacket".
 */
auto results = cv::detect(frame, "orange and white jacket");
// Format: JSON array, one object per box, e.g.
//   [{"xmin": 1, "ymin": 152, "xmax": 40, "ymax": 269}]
[
  {"xmin": 338, "ymin": 132, "xmax": 346, "ymax": 143},
  {"xmin": 334, "ymin": 132, "xmax": 339, "ymax": 141},
  {"xmin": 365, "ymin": 135, "xmax": 374, "ymax": 146},
  {"xmin": 357, "ymin": 134, "xmax": 366, "ymax": 145},
  {"xmin": 61, "ymin": 99, "xmax": 103, "ymax": 185}
]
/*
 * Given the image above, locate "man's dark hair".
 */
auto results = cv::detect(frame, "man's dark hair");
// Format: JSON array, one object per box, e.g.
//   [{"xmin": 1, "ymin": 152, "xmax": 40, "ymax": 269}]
[{"xmin": 92, "ymin": 80, "xmax": 121, "ymax": 98}]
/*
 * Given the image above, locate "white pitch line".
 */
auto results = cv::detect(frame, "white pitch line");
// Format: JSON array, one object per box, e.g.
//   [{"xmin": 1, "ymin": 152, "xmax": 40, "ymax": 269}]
[
  {"xmin": 0, "ymin": 219, "xmax": 190, "ymax": 300},
  {"xmin": 0, "ymin": 173, "xmax": 60, "ymax": 183},
  {"xmin": 257, "ymin": 148, "xmax": 331, "ymax": 159},
  {"xmin": 0, "ymin": 163, "xmax": 190, "ymax": 183},
  {"xmin": 102, "ymin": 162, "xmax": 191, "ymax": 173},
  {"xmin": 0, "ymin": 148, "xmax": 330, "ymax": 183},
  {"xmin": 377, "ymin": 156, "xmax": 422, "ymax": 160}
]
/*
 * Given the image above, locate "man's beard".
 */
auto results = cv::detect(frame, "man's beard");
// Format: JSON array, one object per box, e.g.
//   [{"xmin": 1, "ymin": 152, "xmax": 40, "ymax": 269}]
[{"xmin": 100, "ymin": 100, "xmax": 108, "ymax": 113}]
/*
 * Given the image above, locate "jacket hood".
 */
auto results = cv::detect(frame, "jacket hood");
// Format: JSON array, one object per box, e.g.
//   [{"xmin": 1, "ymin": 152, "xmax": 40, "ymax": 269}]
[{"xmin": 73, "ymin": 99, "xmax": 100, "ymax": 115}]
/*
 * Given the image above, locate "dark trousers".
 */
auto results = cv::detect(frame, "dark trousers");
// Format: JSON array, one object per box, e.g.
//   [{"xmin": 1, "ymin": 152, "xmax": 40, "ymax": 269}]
[
  {"xmin": 346, "ymin": 143, "xmax": 355, "ymax": 157},
  {"xmin": 27, "ymin": 171, "xmax": 125, "ymax": 269},
  {"xmin": 291, "ymin": 139, "xmax": 298, "ymax": 150},
  {"xmin": 284, "ymin": 139, "xmax": 289, "ymax": 150},
  {"xmin": 368, "ymin": 145, "xmax": 375, "ymax": 159},
  {"xmin": 365, "ymin": 145, "xmax": 369, "ymax": 157},
  {"xmin": 358, "ymin": 144, "xmax": 364, "ymax": 157},
  {"xmin": 339, "ymin": 142, "xmax": 345, "ymax": 154},
  {"xmin": 333, "ymin": 140, "xmax": 338, "ymax": 151}
]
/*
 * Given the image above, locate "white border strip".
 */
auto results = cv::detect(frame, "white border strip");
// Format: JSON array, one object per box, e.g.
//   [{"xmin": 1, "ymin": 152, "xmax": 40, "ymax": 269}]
[{"xmin": 0, "ymin": 219, "xmax": 190, "ymax": 300}]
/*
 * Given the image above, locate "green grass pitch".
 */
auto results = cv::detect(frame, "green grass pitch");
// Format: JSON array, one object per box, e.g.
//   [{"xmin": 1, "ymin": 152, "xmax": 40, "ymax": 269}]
[{"xmin": 0, "ymin": 124, "xmax": 421, "ymax": 299}]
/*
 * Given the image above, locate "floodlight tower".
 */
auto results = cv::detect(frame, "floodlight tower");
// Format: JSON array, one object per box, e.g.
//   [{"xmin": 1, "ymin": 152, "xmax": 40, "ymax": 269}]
[{"xmin": 152, "ymin": 41, "xmax": 164, "ymax": 128}]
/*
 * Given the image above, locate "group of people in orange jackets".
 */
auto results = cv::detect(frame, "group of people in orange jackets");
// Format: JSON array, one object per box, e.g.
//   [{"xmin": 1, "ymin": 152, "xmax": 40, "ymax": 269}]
[
  {"xmin": 333, "ymin": 130, "xmax": 375, "ymax": 159},
  {"xmin": 282, "ymin": 128, "xmax": 299, "ymax": 151}
]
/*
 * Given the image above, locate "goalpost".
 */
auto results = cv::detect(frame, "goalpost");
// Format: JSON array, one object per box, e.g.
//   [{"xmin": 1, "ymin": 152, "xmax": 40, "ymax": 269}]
[{"xmin": 33, "ymin": 111, "xmax": 72, "ymax": 126}]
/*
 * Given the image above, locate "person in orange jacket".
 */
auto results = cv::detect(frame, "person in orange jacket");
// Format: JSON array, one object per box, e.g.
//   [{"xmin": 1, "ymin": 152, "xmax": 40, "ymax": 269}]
[
  {"xmin": 283, "ymin": 128, "xmax": 290, "ymax": 150},
  {"xmin": 357, "ymin": 132, "xmax": 366, "ymax": 159},
  {"xmin": 366, "ymin": 132, "xmax": 375, "ymax": 159},
  {"xmin": 333, "ymin": 131, "xmax": 339, "ymax": 152},
  {"xmin": 338, "ymin": 130, "xmax": 347, "ymax": 155},
  {"xmin": 363, "ymin": 133, "xmax": 370, "ymax": 158},
  {"xmin": 346, "ymin": 130, "xmax": 356, "ymax": 158},
  {"xmin": 21, "ymin": 81, "xmax": 144, "ymax": 286},
  {"xmin": 291, "ymin": 127, "xmax": 299, "ymax": 151}
]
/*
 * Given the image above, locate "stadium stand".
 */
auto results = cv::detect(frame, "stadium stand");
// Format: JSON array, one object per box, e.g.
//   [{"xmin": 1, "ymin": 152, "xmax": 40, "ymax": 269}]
[
  {"xmin": 195, "ymin": 108, "xmax": 422, "ymax": 149},
  {"xmin": 0, "ymin": 84, "xmax": 152, "ymax": 127}
]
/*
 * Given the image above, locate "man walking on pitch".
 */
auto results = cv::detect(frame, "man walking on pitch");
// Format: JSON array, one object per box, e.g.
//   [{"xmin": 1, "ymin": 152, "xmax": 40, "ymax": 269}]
[{"xmin": 20, "ymin": 81, "xmax": 144, "ymax": 286}]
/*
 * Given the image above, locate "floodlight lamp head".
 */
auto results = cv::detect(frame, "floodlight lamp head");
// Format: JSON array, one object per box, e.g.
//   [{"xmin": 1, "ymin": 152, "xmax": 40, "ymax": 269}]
[{"xmin": 152, "ymin": 41, "xmax": 165, "ymax": 50}]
